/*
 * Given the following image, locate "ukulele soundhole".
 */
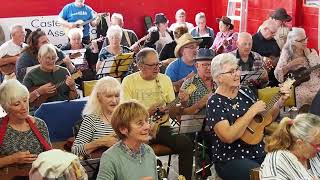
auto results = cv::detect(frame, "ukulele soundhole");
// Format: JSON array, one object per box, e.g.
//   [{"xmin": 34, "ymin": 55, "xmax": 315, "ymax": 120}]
[{"xmin": 254, "ymin": 114, "xmax": 263, "ymax": 123}]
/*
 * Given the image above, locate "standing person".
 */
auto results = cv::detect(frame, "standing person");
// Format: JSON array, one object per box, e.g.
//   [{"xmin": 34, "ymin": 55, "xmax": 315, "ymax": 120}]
[
  {"xmin": 260, "ymin": 113, "xmax": 320, "ymax": 179},
  {"xmin": 211, "ymin": 16, "xmax": 238, "ymax": 54},
  {"xmin": 206, "ymin": 53, "xmax": 290, "ymax": 180},
  {"xmin": 97, "ymin": 100, "xmax": 158, "ymax": 180},
  {"xmin": 122, "ymin": 48, "xmax": 194, "ymax": 180},
  {"xmin": 274, "ymin": 27, "xmax": 320, "ymax": 108},
  {"xmin": 270, "ymin": 8, "xmax": 292, "ymax": 49},
  {"xmin": 0, "ymin": 79, "xmax": 51, "ymax": 168},
  {"xmin": 58, "ymin": 0, "xmax": 101, "ymax": 44},
  {"xmin": 144, "ymin": 13, "xmax": 174, "ymax": 54},
  {"xmin": 0, "ymin": 24, "xmax": 27, "ymax": 81},
  {"xmin": 169, "ymin": 9, "xmax": 194, "ymax": 32},
  {"xmin": 72, "ymin": 76, "xmax": 120, "ymax": 158}
]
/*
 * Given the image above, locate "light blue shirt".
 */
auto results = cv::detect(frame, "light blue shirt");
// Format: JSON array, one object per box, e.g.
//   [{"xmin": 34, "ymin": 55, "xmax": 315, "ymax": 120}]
[{"xmin": 165, "ymin": 57, "xmax": 197, "ymax": 82}]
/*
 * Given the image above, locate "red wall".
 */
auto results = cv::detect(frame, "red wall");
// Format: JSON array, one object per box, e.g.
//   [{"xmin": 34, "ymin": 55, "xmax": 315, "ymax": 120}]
[{"xmin": 0, "ymin": 0, "xmax": 214, "ymax": 38}]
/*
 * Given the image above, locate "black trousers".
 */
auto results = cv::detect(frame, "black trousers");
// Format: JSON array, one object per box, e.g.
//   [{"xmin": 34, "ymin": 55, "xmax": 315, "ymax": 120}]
[{"xmin": 151, "ymin": 126, "xmax": 194, "ymax": 180}]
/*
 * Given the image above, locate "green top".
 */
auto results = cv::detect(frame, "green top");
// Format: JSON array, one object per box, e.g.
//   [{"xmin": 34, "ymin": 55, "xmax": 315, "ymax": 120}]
[
  {"xmin": 23, "ymin": 66, "xmax": 71, "ymax": 103},
  {"xmin": 97, "ymin": 141, "xmax": 158, "ymax": 180}
]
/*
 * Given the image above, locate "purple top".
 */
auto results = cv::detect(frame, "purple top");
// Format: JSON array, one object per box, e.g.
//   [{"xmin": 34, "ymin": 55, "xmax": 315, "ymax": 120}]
[{"xmin": 211, "ymin": 31, "xmax": 238, "ymax": 53}]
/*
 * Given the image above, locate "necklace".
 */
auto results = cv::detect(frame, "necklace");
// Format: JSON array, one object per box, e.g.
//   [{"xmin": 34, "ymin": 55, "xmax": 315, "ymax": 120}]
[{"xmin": 101, "ymin": 111, "xmax": 112, "ymax": 123}]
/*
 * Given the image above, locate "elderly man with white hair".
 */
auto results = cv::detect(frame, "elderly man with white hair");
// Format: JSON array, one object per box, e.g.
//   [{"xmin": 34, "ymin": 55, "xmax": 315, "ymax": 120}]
[
  {"xmin": 252, "ymin": 19, "xmax": 280, "ymax": 87},
  {"xmin": 230, "ymin": 32, "xmax": 269, "ymax": 91},
  {"xmin": 0, "ymin": 24, "xmax": 27, "ymax": 81}
]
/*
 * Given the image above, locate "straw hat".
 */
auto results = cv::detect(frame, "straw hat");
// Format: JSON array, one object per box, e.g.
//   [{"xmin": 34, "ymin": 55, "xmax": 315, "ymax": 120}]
[{"xmin": 174, "ymin": 33, "xmax": 202, "ymax": 58}]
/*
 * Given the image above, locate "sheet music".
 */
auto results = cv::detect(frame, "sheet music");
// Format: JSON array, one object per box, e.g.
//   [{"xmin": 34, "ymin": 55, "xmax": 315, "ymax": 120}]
[
  {"xmin": 97, "ymin": 52, "xmax": 134, "ymax": 77},
  {"xmin": 176, "ymin": 114, "xmax": 205, "ymax": 133},
  {"xmin": 62, "ymin": 49, "xmax": 86, "ymax": 54},
  {"xmin": 240, "ymin": 70, "xmax": 264, "ymax": 83}
]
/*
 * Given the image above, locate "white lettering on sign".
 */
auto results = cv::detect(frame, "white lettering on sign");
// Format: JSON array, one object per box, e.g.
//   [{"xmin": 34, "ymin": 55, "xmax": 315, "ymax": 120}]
[{"xmin": 0, "ymin": 15, "xmax": 97, "ymax": 48}]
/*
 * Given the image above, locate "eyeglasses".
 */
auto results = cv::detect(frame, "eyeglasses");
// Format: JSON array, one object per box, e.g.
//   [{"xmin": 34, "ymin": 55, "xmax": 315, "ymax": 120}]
[
  {"xmin": 143, "ymin": 62, "xmax": 162, "ymax": 69},
  {"xmin": 198, "ymin": 63, "xmax": 211, "ymax": 68},
  {"xmin": 295, "ymin": 36, "xmax": 308, "ymax": 43},
  {"xmin": 220, "ymin": 66, "xmax": 240, "ymax": 76}
]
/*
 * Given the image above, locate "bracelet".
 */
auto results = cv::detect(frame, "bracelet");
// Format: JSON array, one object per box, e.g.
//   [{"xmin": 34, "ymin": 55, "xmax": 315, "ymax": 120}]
[{"xmin": 34, "ymin": 90, "xmax": 41, "ymax": 98}]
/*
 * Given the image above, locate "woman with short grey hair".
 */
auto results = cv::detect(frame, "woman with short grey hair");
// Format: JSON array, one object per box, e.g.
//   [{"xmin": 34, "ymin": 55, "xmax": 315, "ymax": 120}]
[
  {"xmin": 274, "ymin": 27, "xmax": 320, "ymax": 108},
  {"xmin": 206, "ymin": 53, "xmax": 291, "ymax": 180},
  {"xmin": 0, "ymin": 79, "xmax": 51, "ymax": 168},
  {"xmin": 190, "ymin": 12, "xmax": 214, "ymax": 47},
  {"xmin": 97, "ymin": 25, "xmax": 132, "ymax": 75},
  {"xmin": 261, "ymin": 113, "xmax": 320, "ymax": 179}
]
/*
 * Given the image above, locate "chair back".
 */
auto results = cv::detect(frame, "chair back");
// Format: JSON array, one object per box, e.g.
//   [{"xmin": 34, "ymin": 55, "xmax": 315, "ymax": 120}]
[
  {"xmin": 34, "ymin": 99, "xmax": 87, "ymax": 142},
  {"xmin": 258, "ymin": 87, "xmax": 295, "ymax": 107}
]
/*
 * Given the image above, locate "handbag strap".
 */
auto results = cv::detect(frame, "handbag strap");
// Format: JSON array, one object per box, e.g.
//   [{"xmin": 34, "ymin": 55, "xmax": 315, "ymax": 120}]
[
  {"xmin": 0, "ymin": 115, "xmax": 52, "ymax": 151},
  {"xmin": 123, "ymin": 30, "xmax": 132, "ymax": 47}
]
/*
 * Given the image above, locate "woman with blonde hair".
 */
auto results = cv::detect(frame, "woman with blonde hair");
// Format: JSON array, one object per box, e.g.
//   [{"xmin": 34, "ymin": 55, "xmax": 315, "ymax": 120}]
[
  {"xmin": 71, "ymin": 76, "xmax": 120, "ymax": 158},
  {"xmin": 97, "ymin": 100, "xmax": 157, "ymax": 180},
  {"xmin": 261, "ymin": 113, "xmax": 320, "ymax": 179}
]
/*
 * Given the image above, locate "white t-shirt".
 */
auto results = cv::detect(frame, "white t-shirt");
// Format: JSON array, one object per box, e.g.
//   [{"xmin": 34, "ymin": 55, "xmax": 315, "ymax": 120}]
[
  {"xmin": 169, "ymin": 22, "xmax": 194, "ymax": 32},
  {"xmin": 0, "ymin": 40, "xmax": 27, "ymax": 58}
]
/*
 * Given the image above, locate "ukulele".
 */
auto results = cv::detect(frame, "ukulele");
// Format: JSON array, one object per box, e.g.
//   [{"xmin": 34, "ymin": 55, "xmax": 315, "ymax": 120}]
[
  {"xmin": 64, "ymin": 13, "xmax": 109, "ymax": 35},
  {"xmin": 240, "ymin": 78, "xmax": 295, "ymax": 145},
  {"xmin": 215, "ymin": 34, "xmax": 235, "ymax": 54},
  {"xmin": 149, "ymin": 84, "xmax": 197, "ymax": 138},
  {"xmin": 285, "ymin": 64, "xmax": 320, "ymax": 87},
  {"xmin": 0, "ymin": 54, "xmax": 19, "ymax": 75},
  {"xmin": 29, "ymin": 71, "xmax": 82, "ymax": 107}
]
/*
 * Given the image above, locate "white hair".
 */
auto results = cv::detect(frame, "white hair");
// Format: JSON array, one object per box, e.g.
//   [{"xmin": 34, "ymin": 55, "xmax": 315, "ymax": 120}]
[
  {"xmin": 0, "ymin": 79, "xmax": 29, "ymax": 110},
  {"xmin": 67, "ymin": 28, "xmax": 83, "ymax": 40},
  {"xmin": 195, "ymin": 12, "xmax": 206, "ymax": 25},
  {"xmin": 283, "ymin": 27, "xmax": 306, "ymax": 59},
  {"xmin": 106, "ymin": 25, "xmax": 123, "ymax": 39},
  {"xmin": 9, "ymin": 24, "xmax": 24, "ymax": 35},
  {"xmin": 237, "ymin": 32, "xmax": 252, "ymax": 41},
  {"xmin": 176, "ymin": 9, "xmax": 186, "ymax": 17},
  {"xmin": 211, "ymin": 53, "xmax": 238, "ymax": 84},
  {"xmin": 82, "ymin": 76, "xmax": 121, "ymax": 116},
  {"xmin": 111, "ymin": 13, "xmax": 124, "ymax": 26},
  {"xmin": 38, "ymin": 43, "xmax": 57, "ymax": 60}
]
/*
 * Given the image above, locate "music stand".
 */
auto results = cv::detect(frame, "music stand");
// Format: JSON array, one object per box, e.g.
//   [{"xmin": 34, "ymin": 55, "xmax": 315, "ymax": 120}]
[
  {"xmin": 96, "ymin": 52, "xmax": 134, "ymax": 80},
  {"xmin": 240, "ymin": 70, "xmax": 264, "ymax": 84},
  {"xmin": 193, "ymin": 36, "xmax": 213, "ymax": 48},
  {"xmin": 175, "ymin": 114, "xmax": 206, "ymax": 134}
]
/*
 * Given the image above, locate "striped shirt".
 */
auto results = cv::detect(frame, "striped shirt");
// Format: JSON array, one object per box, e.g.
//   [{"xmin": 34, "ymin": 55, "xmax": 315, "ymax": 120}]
[
  {"xmin": 260, "ymin": 150, "xmax": 320, "ymax": 180},
  {"xmin": 71, "ymin": 114, "xmax": 114, "ymax": 157}
]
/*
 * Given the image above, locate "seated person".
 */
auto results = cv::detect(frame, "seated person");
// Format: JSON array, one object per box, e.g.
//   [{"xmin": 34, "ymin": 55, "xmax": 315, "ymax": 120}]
[
  {"xmin": 190, "ymin": 12, "xmax": 214, "ymax": 48},
  {"xmin": 180, "ymin": 48, "xmax": 215, "ymax": 115},
  {"xmin": 261, "ymin": 113, "xmax": 320, "ymax": 179},
  {"xmin": 144, "ymin": 13, "xmax": 174, "ymax": 54},
  {"xmin": 165, "ymin": 33, "xmax": 200, "ymax": 92},
  {"xmin": 0, "ymin": 79, "xmax": 51, "ymax": 168},
  {"xmin": 274, "ymin": 27, "xmax": 320, "ymax": 108},
  {"xmin": 210, "ymin": 16, "xmax": 238, "ymax": 54},
  {"xmin": 29, "ymin": 149, "xmax": 88, "ymax": 179},
  {"xmin": 23, "ymin": 44, "xmax": 78, "ymax": 108},
  {"xmin": 230, "ymin": 32, "xmax": 269, "ymax": 91},
  {"xmin": 72, "ymin": 76, "xmax": 120, "ymax": 158},
  {"xmin": 206, "ymin": 53, "xmax": 290, "ymax": 180},
  {"xmin": 16, "ymin": 29, "xmax": 75, "ymax": 82},
  {"xmin": 169, "ymin": 9, "xmax": 194, "ymax": 32},
  {"xmin": 96, "ymin": 25, "xmax": 132, "ymax": 74},
  {"xmin": 122, "ymin": 48, "xmax": 193, "ymax": 180},
  {"xmin": 159, "ymin": 24, "xmax": 188, "ymax": 69},
  {"xmin": 97, "ymin": 100, "xmax": 158, "ymax": 180},
  {"xmin": 252, "ymin": 19, "xmax": 280, "ymax": 87},
  {"xmin": 61, "ymin": 28, "xmax": 98, "ymax": 88},
  {"xmin": 269, "ymin": 8, "xmax": 292, "ymax": 49}
]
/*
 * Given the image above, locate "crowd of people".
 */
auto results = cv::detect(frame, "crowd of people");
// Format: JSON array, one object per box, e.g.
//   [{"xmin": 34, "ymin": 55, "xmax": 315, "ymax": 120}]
[{"xmin": 0, "ymin": 0, "xmax": 320, "ymax": 180}]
